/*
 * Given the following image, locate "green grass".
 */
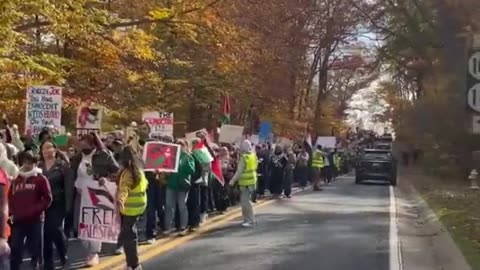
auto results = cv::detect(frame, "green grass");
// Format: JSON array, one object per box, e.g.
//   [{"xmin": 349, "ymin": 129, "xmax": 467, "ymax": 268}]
[{"xmin": 421, "ymin": 189, "xmax": 480, "ymax": 270}]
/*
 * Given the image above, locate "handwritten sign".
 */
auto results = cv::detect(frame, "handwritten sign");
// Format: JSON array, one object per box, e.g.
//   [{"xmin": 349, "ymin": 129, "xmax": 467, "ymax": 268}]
[
  {"xmin": 78, "ymin": 180, "xmax": 120, "ymax": 243},
  {"xmin": 25, "ymin": 86, "xmax": 62, "ymax": 136},
  {"xmin": 142, "ymin": 112, "xmax": 174, "ymax": 139},
  {"xmin": 142, "ymin": 141, "xmax": 181, "ymax": 172},
  {"xmin": 77, "ymin": 106, "xmax": 103, "ymax": 136}
]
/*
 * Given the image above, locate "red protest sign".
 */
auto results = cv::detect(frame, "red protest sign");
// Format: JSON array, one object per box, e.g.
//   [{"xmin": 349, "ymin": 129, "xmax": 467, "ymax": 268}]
[{"xmin": 142, "ymin": 142, "xmax": 181, "ymax": 172}]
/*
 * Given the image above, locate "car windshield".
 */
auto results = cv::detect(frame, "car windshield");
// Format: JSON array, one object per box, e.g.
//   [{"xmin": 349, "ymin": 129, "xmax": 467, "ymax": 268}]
[{"xmin": 363, "ymin": 152, "xmax": 391, "ymax": 160}]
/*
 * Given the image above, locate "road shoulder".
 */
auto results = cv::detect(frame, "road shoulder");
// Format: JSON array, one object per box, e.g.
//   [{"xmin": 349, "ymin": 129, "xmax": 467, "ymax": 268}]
[{"xmin": 396, "ymin": 175, "xmax": 472, "ymax": 270}]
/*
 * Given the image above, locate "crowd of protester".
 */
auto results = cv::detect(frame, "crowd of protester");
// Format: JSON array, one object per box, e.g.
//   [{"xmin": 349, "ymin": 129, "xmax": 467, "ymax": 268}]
[{"xmin": 0, "ymin": 116, "xmax": 350, "ymax": 270}]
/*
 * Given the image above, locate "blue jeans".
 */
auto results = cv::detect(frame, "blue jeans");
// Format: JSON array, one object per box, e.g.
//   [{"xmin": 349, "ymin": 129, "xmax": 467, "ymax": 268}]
[
  {"xmin": 145, "ymin": 173, "xmax": 165, "ymax": 238},
  {"xmin": 0, "ymin": 255, "xmax": 9, "ymax": 270}
]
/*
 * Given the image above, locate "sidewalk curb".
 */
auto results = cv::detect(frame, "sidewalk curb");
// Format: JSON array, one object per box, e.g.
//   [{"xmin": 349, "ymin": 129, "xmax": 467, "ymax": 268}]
[{"xmin": 90, "ymin": 186, "xmax": 307, "ymax": 270}]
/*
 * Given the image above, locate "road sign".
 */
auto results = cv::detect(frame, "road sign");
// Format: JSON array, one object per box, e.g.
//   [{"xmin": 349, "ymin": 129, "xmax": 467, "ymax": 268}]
[
  {"xmin": 469, "ymin": 52, "xmax": 480, "ymax": 80},
  {"xmin": 468, "ymin": 83, "xmax": 480, "ymax": 112},
  {"xmin": 472, "ymin": 115, "xmax": 480, "ymax": 134}
]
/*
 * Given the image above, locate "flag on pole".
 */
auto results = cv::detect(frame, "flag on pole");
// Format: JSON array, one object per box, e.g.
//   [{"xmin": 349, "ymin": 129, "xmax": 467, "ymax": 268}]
[
  {"xmin": 211, "ymin": 157, "xmax": 225, "ymax": 186},
  {"xmin": 303, "ymin": 132, "xmax": 313, "ymax": 154},
  {"xmin": 220, "ymin": 92, "xmax": 231, "ymax": 125}
]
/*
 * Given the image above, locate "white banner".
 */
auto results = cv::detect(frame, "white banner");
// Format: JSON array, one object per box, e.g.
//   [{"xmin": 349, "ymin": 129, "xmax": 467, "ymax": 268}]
[
  {"xmin": 25, "ymin": 86, "xmax": 62, "ymax": 136},
  {"xmin": 78, "ymin": 180, "xmax": 120, "ymax": 244}
]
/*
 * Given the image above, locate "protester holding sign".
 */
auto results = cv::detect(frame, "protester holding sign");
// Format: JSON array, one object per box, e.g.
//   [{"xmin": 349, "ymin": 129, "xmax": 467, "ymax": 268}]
[
  {"xmin": 71, "ymin": 133, "xmax": 119, "ymax": 267},
  {"xmin": 163, "ymin": 140, "xmax": 195, "ymax": 236},
  {"xmin": 117, "ymin": 146, "xmax": 148, "ymax": 270}
]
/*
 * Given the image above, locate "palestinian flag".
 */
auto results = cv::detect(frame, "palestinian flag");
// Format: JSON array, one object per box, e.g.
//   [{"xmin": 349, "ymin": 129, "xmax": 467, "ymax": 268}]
[
  {"xmin": 303, "ymin": 132, "xmax": 313, "ymax": 155},
  {"xmin": 211, "ymin": 157, "xmax": 225, "ymax": 186},
  {"xmin": 191, "ymin": 140, "xmax": 213, "ymax": 165},
  {"xmin": 220, "ymin": 92, "xmax": 231, "ymax": 125},
  {"xmin": 87, "ymin": 187, "xmax": 115, "ymax": 211}
]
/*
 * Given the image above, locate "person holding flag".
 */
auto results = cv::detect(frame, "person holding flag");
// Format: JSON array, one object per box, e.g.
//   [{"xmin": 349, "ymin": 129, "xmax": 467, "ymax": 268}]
[{"xmin": 229, "ymin": 140, "xmax": 257, "ymax": 228}]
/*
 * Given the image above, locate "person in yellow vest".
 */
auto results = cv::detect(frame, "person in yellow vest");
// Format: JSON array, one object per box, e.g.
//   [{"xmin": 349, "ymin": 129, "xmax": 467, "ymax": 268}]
[
  {"xmin": 311, "ymin": 145, "xmax": 326, "ymax": 191},
  {"xmin": 229, "ymin": 140, "xmax": 257, "ymax": 228},
  {"xmin": 333, "ymin": 149, "xmax": 341, "ymax": 180},
  {"xmin": 116, "ymin": 146, "xmax": 148, "ymax": 270}
]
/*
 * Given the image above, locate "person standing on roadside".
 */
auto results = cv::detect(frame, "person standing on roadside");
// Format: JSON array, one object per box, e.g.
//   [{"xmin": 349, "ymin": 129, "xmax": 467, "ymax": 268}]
[
  {"xmin": 229, "ymin": 140, "xmax": 257, "ymax": 228},
  {"xmin": 71, "ymin": 133, "xmax": 119, "ymax": 267},
  {"xmin": 9, "ymin": 151, "xmax": 52, "ymax": 270},
  {"xmin": 284, "ymin": 147, "xmax": 296, "ymax": 198},
  {"xmin": 117, "ymin": 146, "xmax": 148, "ymax": 270},
  {"xmin": 296, "ymin": 147, "xmax": 309, "ymax": 189},
  {"xmin": 311, "ymin": 145, "xmax": 325, "ymax": 191},
  {"xmin": 163, "ymin": 140, "xmax": 195, "ymax": 236},
  {"xmin": 38, "ymin": 141, "xmax": 74, "ymax": 270},
  {"xmin": 255, "ymin": 145, "xmax": 269, "ymax": 199},
  {"xmin": 0, "ymin": 168, "xmax": 10, "ymax": 270},
  {"xmin": 269, "ymin": 146, "xmax": 287, "ymax": 198}
]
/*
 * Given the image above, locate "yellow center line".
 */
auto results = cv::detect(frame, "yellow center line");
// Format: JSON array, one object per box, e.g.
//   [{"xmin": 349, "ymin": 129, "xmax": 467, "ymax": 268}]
[{"xmin": 91, "ymin": 198, "xmax": 277, "ymax": 270}]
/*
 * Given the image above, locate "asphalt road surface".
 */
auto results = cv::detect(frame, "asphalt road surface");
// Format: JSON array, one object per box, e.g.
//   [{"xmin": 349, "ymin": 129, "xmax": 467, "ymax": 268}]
[{"xmin": 142, "ymin": 176, "xmax": 392, "ymax": 270}]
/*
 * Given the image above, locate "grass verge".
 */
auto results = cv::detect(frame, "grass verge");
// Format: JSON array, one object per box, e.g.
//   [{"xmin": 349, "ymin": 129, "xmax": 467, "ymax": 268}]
[{"xmin": 408, "ymin": 170, "xmax": 480, "ymax": 269}]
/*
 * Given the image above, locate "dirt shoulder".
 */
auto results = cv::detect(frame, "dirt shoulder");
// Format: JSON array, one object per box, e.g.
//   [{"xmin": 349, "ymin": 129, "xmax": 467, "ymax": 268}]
[{"xmin": 399, "ymin": 168, "xmax": 479, "ymax": 270}]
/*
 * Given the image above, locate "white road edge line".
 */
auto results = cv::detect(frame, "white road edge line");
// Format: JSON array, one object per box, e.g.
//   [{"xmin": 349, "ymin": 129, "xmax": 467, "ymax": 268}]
[{"xmin": 389, "ymin": 186, "xmax": 403, "ymax": 270}]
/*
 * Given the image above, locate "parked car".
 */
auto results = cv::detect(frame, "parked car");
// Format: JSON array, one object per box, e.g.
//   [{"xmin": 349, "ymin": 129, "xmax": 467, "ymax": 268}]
[{"xmin": 355, "ymin": 149, "xmax": 397, "ymax": 186}]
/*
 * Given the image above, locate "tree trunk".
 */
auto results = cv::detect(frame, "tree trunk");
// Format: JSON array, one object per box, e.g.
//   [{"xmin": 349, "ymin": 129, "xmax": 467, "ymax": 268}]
[{"xmin": 313, "ymin": 65, "xmax": 328, "ymax": 135}]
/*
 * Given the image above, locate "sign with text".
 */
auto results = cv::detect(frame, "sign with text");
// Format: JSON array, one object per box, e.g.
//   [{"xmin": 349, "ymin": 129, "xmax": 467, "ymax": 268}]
[
  {"xmin": 76, "ymin": 106, "xmax": 103, "ymax": 136},
  {"xmin": 219, "ymin": 125, "xmax": 244, "ymax": 144},
  {"xmin": 142, "ymin": 141, "xmax": 181, "ymax": 172},
  {"xmin": 25, "ymin": 86, "xmax": 62, "ymax": 136},
  {"xmin": 78, "ymin": 180, "xmax": 120, "ymax": 243},
  {"xmin": 142, "ymin": 112, "xmax": 174, "ymax": 139}
]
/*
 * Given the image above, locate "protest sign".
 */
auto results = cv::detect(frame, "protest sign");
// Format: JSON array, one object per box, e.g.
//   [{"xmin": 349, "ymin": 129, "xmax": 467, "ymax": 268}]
[
  {"xmin": 78, "ymin": 180, "xmax": 120, "ymax": 244},
  {"xmin": 185, "ymin": 128, "xmax": 207, "ymax": 142},
  {"xmin": 249, "ymin": 134, "xmax": 260, "ymax": 145},
  {"xmin": 219, "ymin": 125, "xmax": 244, "ymax": 144},
  {"xmin": 258, "ymin": 121, "xmax": 272, "ymax": 141},
  {"xmin": 25, "ymin": 86, "xmax": 62, "ymax": 136},
  {"xmin": 315, "ymin": 136, "xmax": 337, "ymax": 148},
  {"xmin": 142, "ymin": 112, "xmax": 174, "ymax": 139},
  {"xmin": 142, "ymin": 141, "xmax": 181, "ymax": 172},
  {"xmin": 76, "ymin": 106, "xmax": 103, "ymax": 136}
]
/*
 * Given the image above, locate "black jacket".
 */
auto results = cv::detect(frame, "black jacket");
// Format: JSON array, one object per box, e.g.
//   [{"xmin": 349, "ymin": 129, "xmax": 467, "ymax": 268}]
[{"xmin": 39, "ymin": 159, "xmax": 74, "ymax": 212}]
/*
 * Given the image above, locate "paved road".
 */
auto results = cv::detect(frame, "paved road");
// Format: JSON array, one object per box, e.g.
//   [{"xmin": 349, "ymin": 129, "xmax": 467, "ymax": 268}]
[{"xmin": 141, "ymin": 176, "xmax": 392, "ymax": 270}]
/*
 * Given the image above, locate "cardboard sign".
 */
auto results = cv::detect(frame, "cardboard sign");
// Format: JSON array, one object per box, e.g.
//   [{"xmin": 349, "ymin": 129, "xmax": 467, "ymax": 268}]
[
  {"xmin": 219, "ymin": 125, "xmax": 244, "ymax": 144},
  {"xmin": 315, "ymin": 136, "xmax": 337, "ymax": 149},
  {"xmin": 78, "ymin": 180, "xmax": 120, "ymax": 244},
  {"xmin": 142, "ymin": 141, "xmax": 181, "ymax": 172},
  {"xmin": 185, "ymin": 128, "xmax": 207, "ymax": 142},
  {"xmin": 76, "ymin": 106, "xmax": 103, "ymax": 136},
  {"xmin": 25, "ymin": 86, "xmax": 63, "ymax": 136},
  {"xmin": 142, "ymin": 112, "xmax": 174, "ymax": 139}
]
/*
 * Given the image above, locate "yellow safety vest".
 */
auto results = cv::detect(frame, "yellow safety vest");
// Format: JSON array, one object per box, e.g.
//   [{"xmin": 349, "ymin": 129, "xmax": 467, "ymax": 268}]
[
  {"xmin": 121, "ymin": 171, "xmax": 148, "ymax": 216},
  {"xmin": 238, "ymin": 153, "xmax": 258, "ymax": 187},
  {"xmin": 334, "ymin": 154, "xmax": 341, "ymax": 169},
  {"xmin": 311, "ymin": 151, "xmax": 325, "ymax": 168}
]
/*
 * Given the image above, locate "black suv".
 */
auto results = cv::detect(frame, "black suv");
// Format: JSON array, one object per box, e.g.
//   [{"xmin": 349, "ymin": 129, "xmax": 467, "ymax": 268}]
[{"xmin": 355, "ymin": 149, "xmax": 397, "ymax": 186}]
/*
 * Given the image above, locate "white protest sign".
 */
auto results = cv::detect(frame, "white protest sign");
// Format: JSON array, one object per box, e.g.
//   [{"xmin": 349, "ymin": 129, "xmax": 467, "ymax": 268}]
[
  {"xmin": 142, "ymin": 112, "xmax": 174, "ymax": 138},
  {"xmin": 277, "ymin": 137, "xmax": 293, "ymax": 147},
  {"xmin": 78, "ymin": 180, "xmax": 120, "ymax": 244},
  {"xmin": 315, "ymin": 136, "xmax": 337, "ymax": 148},
  {"xmin": 25, "ymin": 86, "xmax": 62, "ymax": 136},
  {"xmin": 249, "ymin": 134, "xmax": 260, "ymax": 145},
  {"xmin": 186, "ymin": 128, "xmax": 207, "ymax": 142},
  {"xmin": 219, "ymin": 125, "xmax": 244, "ymax": 144},
  {"xmin": 76, "ymin": 106, "xmax": 103, "ymax": 136}
]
